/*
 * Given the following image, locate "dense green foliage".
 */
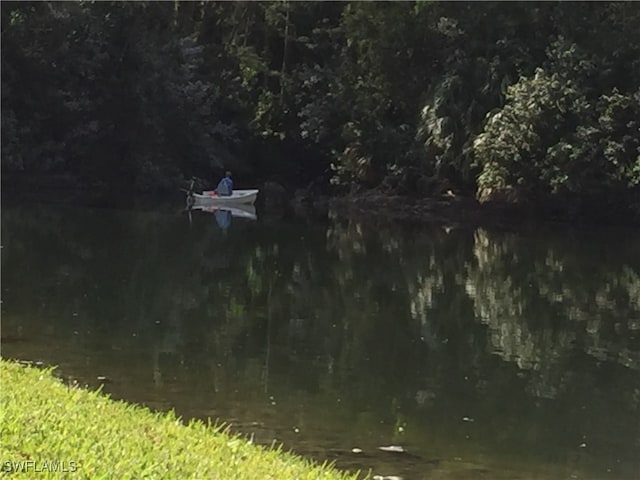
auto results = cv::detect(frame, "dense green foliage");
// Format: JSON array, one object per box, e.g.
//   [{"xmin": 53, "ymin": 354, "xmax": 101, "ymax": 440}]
[{"xmin": 2, "ymin": 1, "xmax": 639, "ymax": 214}]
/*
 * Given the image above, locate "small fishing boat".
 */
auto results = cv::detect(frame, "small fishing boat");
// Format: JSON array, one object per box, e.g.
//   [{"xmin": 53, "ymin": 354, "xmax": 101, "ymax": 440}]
[
  {"xmin": 182, "ymin": 178, "xmax": 259, "ymax": 207},
  {"xmin": 191, "ymin": 189, "xmax": 259, "ymax": 205}
]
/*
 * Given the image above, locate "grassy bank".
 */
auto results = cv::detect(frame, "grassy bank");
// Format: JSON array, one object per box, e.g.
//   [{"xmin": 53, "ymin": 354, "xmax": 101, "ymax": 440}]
[{"xmin": 0, "ymin": 360, "xmax": 360, "ymax": 479}]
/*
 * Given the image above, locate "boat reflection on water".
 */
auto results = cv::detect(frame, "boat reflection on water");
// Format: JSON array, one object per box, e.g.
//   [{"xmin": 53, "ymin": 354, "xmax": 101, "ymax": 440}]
[{"xmin": 188, "ymin": 204, "xmax": 257, "ymax": 230}]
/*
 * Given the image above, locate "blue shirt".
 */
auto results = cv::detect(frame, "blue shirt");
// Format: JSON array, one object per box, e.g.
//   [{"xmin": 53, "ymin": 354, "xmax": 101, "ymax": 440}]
[{"xmin": 216, "ymin": 177, "xmax": 233, "ymax": 196}]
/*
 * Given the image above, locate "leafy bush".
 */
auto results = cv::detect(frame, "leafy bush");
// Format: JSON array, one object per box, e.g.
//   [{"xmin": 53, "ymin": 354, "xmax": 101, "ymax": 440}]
[{"xmin": 474, "ymin": 39, "xmax": 640, "ymax": 205}]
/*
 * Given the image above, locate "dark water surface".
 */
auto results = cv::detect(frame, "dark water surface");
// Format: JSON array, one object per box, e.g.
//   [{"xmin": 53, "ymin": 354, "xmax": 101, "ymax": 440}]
[{"xmin": 2, "ymin": 202, "xmax": 639, "ymax": 480}]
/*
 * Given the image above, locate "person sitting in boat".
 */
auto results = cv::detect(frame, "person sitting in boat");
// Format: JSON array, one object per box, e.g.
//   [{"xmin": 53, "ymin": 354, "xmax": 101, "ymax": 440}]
[{"xmin": 215, "ymin": 171, "xmax": 233, "ymax": 196}]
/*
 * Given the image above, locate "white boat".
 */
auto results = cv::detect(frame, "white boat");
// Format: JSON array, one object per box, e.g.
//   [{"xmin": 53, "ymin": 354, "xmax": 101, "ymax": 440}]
[{"xmin": 190, "ymin": 189, "xmax": 259, "ymax": 206}]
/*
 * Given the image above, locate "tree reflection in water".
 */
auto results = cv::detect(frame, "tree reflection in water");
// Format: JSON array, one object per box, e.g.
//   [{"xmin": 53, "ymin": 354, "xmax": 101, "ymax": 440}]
[{"xmin": 2, "ymin": 204, "xmax": 639, "ymax": 479}]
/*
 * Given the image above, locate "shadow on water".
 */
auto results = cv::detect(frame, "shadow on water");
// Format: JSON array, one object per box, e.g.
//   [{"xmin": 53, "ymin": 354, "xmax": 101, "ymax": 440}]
[{"xmin": 2, "ymin": 201, "xmax": 639, "ymax": 479}]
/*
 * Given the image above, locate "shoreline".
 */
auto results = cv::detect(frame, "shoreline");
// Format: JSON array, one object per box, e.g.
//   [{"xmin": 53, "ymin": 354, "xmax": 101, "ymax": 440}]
[
  {"xmin": 318, "ymin": 192, "xmax": 640, "ymax": 230},
  {"xmin": 0, "ymin": 359, "xmax": 359, "ymax": 480},
  {"xmin": 3, "ymin": 180, "xmax": 639, "ymax": 229}
]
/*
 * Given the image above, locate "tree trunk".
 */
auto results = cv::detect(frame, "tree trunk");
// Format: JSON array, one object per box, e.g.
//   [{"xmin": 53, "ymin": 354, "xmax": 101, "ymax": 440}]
[{"xmin": 280, "ymin": 1, "xmax": 290, "ymax": 106}]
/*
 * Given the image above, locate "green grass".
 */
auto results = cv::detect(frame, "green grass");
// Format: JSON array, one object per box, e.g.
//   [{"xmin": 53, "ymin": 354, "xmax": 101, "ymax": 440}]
[{"xmin": 0, "ymin": 360, "xmax": 361, "ymax": 479}]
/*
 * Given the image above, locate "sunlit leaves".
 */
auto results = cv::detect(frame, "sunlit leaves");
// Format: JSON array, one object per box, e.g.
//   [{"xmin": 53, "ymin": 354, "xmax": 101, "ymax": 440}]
[{"xmin": 474, "ymin": 38, "xmax": 640, "ymax": 205}]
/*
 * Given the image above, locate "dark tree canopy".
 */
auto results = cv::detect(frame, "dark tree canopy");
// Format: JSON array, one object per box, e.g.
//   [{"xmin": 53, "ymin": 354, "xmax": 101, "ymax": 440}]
[{"xmin": 2, "ymin": 1, "xmax": 639, "ymax": 218}]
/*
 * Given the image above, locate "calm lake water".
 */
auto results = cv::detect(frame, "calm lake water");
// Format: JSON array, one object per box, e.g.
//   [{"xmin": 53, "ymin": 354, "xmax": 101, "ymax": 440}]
[{"xmin": 2, "ymin": 201, "xmax": 639, "ymax": 480}]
